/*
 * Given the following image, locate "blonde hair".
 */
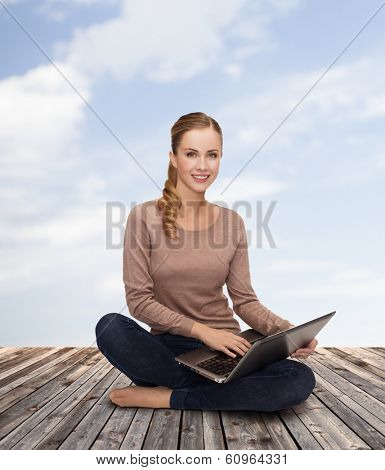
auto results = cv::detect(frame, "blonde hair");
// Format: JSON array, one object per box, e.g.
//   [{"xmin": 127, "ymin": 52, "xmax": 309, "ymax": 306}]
[{"xmin": 157, "ymin": 112, "xmax": 223, "ymax": 240}]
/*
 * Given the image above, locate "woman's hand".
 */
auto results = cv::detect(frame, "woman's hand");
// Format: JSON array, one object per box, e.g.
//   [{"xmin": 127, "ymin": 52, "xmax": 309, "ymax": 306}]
[
  {"xmin": 198, "ymin": 325, "xmax": 252, "ymax": 358},
  {"xmin": 290, "ymin": 338, "xmax": 318, "ymax": 359}
]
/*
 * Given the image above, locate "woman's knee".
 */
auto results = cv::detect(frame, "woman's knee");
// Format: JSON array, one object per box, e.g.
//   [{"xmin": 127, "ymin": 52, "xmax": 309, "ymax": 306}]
[
  {"xmin": 289, "ymin": 361, "xmax": 316, "ymax": 404},
  {"xmin": 95, "ymin": 312, "xmax": 133, "ymax": 348},
  {"xmin": 95, "ymin": 312, "xmax": 119, "ymax": 337}
]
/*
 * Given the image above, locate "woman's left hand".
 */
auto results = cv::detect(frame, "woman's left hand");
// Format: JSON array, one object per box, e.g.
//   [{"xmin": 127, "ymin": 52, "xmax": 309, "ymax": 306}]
[{"xmin": 290, "ymin": 338, "xmax": 318, "ymax": 359}]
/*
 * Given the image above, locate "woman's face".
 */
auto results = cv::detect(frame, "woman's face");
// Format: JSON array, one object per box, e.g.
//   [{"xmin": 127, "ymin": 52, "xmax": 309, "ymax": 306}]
[{"xmin": 169, "ymin": 128, "xmax": 222, "ymax": 195}]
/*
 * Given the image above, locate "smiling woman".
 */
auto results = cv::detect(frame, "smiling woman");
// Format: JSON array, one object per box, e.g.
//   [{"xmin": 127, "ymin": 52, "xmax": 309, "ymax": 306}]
[
  {"xmin": 157, "ymin": 112, "xmax": 224, "ymax": 238},
  {"xmin": 95, "ymin": 111, "xmax": 317, "ymax": 412}
]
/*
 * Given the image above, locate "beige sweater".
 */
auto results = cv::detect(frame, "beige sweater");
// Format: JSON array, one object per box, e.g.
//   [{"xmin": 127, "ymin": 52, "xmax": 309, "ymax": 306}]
[{"xmin": 123, "ymin": 199, "xmax": 293, "ymax": 337}]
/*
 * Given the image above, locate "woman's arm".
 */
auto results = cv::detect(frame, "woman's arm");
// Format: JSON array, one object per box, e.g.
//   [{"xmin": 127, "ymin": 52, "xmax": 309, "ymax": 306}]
[
  {"xmin": 123, "ymin": 204, "xmax": 195, "ymax": 337},
  {"xmin": 226, "ymin": 215, "xmax": 293, "ymax": 336}
]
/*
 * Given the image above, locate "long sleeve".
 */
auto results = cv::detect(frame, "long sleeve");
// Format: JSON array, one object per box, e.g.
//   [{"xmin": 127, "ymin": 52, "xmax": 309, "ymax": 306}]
[
  {"xmin": 123, "ymin": 204, "xmax": 196, "ymax": 337},
  {"xmin": 226, "ymin": 215, "xmax": 293, "ymax": 336}
]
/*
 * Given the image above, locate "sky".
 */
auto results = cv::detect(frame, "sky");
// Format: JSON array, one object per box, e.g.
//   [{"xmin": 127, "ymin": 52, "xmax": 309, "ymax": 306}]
[{"xmin": 0, "ymin": 0, "xmax": 384, "ymax": 347}]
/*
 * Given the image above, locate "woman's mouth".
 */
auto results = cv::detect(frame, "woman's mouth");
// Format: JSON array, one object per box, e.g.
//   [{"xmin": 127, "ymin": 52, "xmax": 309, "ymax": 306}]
[{"xmin": 192, "ymin": 174, "xmax": 210, "ymax": 183}]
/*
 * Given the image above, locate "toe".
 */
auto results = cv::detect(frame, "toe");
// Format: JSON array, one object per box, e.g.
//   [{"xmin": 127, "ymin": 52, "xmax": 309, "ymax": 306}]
[{"xmin": 109, "ymin": 390, "xmax": 119, "ymax": 403}]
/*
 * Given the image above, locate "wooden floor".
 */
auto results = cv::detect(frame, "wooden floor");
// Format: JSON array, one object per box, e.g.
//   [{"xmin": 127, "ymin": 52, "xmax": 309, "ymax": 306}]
[{"xmin": 0, "ymin": 346, "xmax": 384, "ymax": 450}]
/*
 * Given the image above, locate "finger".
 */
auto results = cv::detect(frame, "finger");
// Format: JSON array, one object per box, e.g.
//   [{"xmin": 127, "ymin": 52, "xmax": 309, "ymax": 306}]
[
  {"xmin": 223, "ymin": 347, "xmax": 236, "ymax": 358},
  {"xmin": 236, "ymin": 342, "xmax": 250, "ymax": 355},
  {"xmin": 292, "ymin": 350, "xmax": 310, "ymax": 356},
  {"xmin": 238, "ymin": 345, "xmax": 249, "ymax": 356},
  {"xmin": 235, "ymin": 337, "xmax": 252, "ymax": 350},
  {"xmin": 230, "ymin": 344, "xmax": 247, "ymax": 356},
  {"xmin": 241, "ymin": 338, "xmax": 253, "ymax": 348}
]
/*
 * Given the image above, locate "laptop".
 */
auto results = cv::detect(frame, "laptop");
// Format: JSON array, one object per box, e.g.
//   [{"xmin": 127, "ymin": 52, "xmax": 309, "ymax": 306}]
[{"xmin": 175, "ymin": 311, "xmax": 336, "ymax": 383}]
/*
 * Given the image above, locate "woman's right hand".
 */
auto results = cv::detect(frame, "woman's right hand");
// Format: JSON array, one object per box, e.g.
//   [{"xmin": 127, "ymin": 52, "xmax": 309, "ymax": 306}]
[{"xmin": 198, "ymin": 325, "xmax": 252, "ymax": 358}]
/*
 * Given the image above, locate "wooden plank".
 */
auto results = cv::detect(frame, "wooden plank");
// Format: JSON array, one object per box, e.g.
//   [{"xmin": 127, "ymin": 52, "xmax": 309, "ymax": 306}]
[
  {"xmin": 0, "ymin": 348, "xmax": 98, "ymax": 438},
  {"xmin": 333, "ymin": 347, "xmax": 385, "ymax": 372},
  {"xmin": 0, "ymin": 348, "xmax": 81, "ymax": 397},
  {"xmin": 323, "ymin": 347, "xmax": 385, "ymax": 379},
  {"xmin": 0, "ymin": 347, "xmax": 64, "ymax": 382},
  {"xmin": 277, "ymin": 407, "xmax": 323, "ymax": 450},
  {"xmin": 142, "ymin": 409, "xmax": 181, "ymax": 450},
  {"xmin": 202, "ymin": 411, "xmax": 226, "ymax": 450},
  {"xmin": 363, "ymin": 348, "xmax": 385, "ymax": 360},
  {"xmin": 0, "ymin": 347, "xmax": 27, "ymax": 364},
  {"xmin": 292, "ymin": 393, "xmax": 370, "ymax": 449},
  {"xmin": 0, "ymin": 347, "xmax": 21, "ymax": 359},
  {"xmin": 221, "ymin": 410, "xmax": 285, "ymax": 450},
  {"xmin": 120, "ymin": 407, "xmax": 154, "ymax": 450},
  {"xmin": 55, "ymin": 366, "xmax": 122, "ymax": 450},
  {"xmin": 2, "ymin": 356, "xmax": 108, "ymax": 449},
  {"xmin": 310, "ymin": 348, "xmax": 385, "ymax": 404},
  {"xmin": 37, "ymin": 366, "xmax": 119, "ymax": 450},
  {"xmin": 179, "ymin": 410, "xmax": 204, "ymax": 449},
  {"xmin": 0, "ymin": 348, "xmax": 48, "ymax": 371},
  {"xmin": 91, "ymin": 375, "xmax": 138, "ymax": 450},
  {"xmin": 260, "ymin": 411, "xmax": 300, "ymax": 449},
  {"xmin": 355, "ymin": 348, "xmax": 385, "ymax": 368},
  {"xmin": 303, "ymin": 355, "xmax": 385, "ymax": 434},
  {"xmin": 0, "ymin": 349, "xmax": 86, "ymax": 414},
  {"xmin": 308, "ymin": 366, "xmax": 385, "ymax": 449}
]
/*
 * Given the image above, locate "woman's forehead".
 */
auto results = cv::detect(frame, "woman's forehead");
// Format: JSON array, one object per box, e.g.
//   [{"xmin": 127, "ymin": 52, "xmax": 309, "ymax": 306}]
[{"xmin": 180, "ymin": 128, "xmax": 221, "ymax": 148}]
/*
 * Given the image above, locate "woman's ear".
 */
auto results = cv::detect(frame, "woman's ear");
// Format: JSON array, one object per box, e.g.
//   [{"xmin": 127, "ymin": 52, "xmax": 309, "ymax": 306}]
[{"xmin": 169, "ymin": 151, "xmax": 177, "ymax": 169}]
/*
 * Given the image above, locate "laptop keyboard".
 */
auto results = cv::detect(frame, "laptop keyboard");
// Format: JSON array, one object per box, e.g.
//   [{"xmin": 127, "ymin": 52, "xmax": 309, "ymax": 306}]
[{"xmin": 197, "ymin": 352, "xmax": 243, "ymax": 375}]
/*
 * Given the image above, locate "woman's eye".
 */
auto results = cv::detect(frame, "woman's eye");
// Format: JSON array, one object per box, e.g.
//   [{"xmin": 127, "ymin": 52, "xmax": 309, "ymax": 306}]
[{"xmin": 186, "ymin": 152, "xmax": 217, "ymax": 158}]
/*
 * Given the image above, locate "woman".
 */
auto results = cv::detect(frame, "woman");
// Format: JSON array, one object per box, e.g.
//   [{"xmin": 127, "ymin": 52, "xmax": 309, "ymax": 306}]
[{"xmin": 95, "ymin": 112, "xmax": 318, "ymax": 411}]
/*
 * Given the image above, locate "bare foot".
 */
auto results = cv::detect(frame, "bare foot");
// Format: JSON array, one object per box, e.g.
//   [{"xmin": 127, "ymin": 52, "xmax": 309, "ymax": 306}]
[{"xmin": 109, "ymin": 385, "xmax": 172, "ymax": 408}]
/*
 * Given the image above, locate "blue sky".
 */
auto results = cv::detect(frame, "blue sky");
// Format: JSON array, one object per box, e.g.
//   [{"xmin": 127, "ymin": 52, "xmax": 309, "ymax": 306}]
[{"xmin": 0, "ymin": 0, "xmax": 384, "ymax": 347}]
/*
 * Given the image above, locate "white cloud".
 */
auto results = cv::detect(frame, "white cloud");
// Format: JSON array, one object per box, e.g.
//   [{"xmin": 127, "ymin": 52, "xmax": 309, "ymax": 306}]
[
  {"xmin": 0, "ymin": 185, "xmax": 51, "ymax": 218},
  {"xmin": 2, "ymin": 0, "xmax": 121, "ymax": 22},
  {"xmin": 0, "ymin": 62, "xmax": 90, "ymax": 179},
  {"xmin": 212, "ymin": 49, "xmax": 385, "ymax": 197},
  {"xmin": 0, "ymin": 0, "xmax": 21, "ymax": 5},
  {"xmin": 269, "ymin": 0, "xmax": 303, "ymax": 12},
  {"xmin": 7, "ymin": 203, "xmax": 105, "ymax": 246},
  {"xmin": 330, "ymin": 267, "xmax": 373, "ymax": 282},
  {"xmin": 53, "ymin": 0, "xmax": 244, "ymax": 82},
  {"xmin": 49, "ymin": 0, "xmax": 119, "ymax": 4},
  {"xmin": 93, "ymin": 272, "xmax": 123, "ymax": 298},
  {"xmin": 0, "ymin": 203, "xmax": 110, "ymax": 293},
  {"xmin": 218, "ymin": 55, "xmax": 385, "ymax": 149},
  {"xmin": 210, "ymin": 173, "xmax": 290, "ymax": 205},
  {"xmin": 75, "ymin": 173, "xmax": 107, "ymax": 204},
  {"xmin": 223, "ymin": 63, "xmax": 243, "ymax": 79},
  {"xmin": 266, "ymin": 259, "xmax": 341, "ymax": 273},
  {"xmin": 283, "ymin": 271, "xmax": 385, "ymax": 298},
  {"xmin": 253, "ymin": 256, "xmax": 385, "ymax": 300},
  {"xmin": 53, "ymin": 0, "xmax": 304, "ymax": 83}
]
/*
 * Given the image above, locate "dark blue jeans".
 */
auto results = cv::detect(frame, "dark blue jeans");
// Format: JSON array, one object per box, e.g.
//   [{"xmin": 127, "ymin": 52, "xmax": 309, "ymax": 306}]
[{"xmin": 95, "ymin": 312, "xmax": 316, "ymax": 411}]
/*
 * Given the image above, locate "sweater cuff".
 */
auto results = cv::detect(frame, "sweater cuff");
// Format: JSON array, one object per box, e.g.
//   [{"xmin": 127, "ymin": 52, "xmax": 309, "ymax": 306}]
[{"xmin": 168, "ymin": 316, "xmax": 196, "ymax": 337}]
